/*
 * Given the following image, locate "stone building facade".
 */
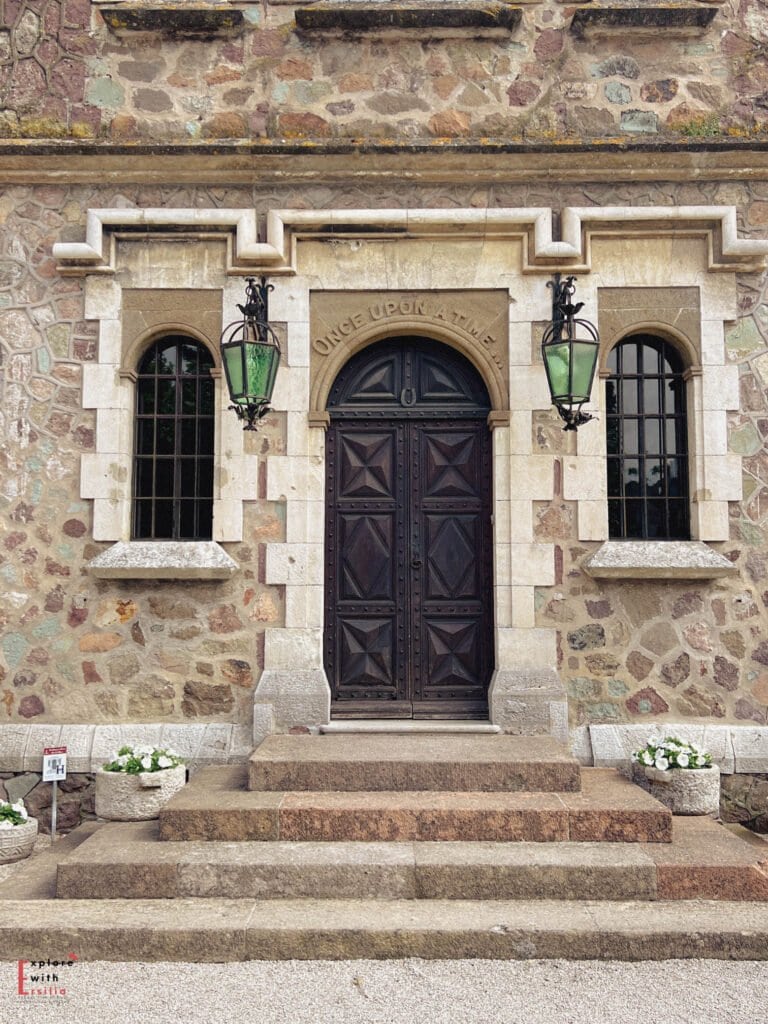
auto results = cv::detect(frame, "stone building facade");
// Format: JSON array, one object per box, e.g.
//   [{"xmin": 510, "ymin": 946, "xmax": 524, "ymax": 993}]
[{"xmin": 1, "ymin": 0, "xmax": 768, "ymax": 822}]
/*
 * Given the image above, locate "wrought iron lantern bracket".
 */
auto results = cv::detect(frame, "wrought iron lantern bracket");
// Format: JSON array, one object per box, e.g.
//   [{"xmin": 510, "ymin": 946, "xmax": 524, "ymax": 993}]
[
  {"xmin": 542, "ymin": 273, "xmax": 600, "ymax": 432},
  {"xmin": 220, "ymin": 276, "xmax": 281, "ymax": 431}
]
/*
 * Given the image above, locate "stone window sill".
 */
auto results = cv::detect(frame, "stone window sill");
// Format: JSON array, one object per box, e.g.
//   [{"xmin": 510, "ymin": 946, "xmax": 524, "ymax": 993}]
[
  {"xmin": 570, "ymin": 3, "xmax": 719, "ymax": 38},
  {"xmin": 94, "ymin": 2, "xmax": 245, "ymax": 36},
  {"xmin": 86, "ymin": 541, "xmax": 239, "ymax": 580},
  {"xmin": 583, "ymin": 540, "xmax": 738, "ymax": 580},
  {"xmin": 294, "ymin": 1, "xmax": 523, "ymax": 35}
]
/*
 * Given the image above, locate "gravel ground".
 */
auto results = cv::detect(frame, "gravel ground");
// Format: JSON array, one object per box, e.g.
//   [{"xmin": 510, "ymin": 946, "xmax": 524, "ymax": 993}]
[{"xmin": 2, "ymin": 958, "xmax": 768, "ymax": 1024}]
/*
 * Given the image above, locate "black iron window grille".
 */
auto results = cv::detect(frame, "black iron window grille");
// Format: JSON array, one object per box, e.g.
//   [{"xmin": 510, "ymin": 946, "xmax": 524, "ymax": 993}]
[
  {"xmin": 133, "ymin": 335, "xmax": 215, "ymax": 540},
  {"xmin": 606, "ymin": 334, "xmax": 690, "ymax": 540}
]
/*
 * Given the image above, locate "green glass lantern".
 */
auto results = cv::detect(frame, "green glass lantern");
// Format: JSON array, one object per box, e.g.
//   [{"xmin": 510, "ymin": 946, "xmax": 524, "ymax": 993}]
[
  {"xmin": 221, "ymin": 277, "xmax": 281, "ymax": 430},
  {"xmin": 541, "ymin": 274, "xmax": 600, "ymax": 431}
]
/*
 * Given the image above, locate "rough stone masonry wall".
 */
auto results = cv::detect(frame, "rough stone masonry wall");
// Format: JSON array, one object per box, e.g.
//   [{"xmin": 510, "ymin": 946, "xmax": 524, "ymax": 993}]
[
  {"xmin": 0, "ymin": 0, "xmax": 767, "ymax": 144},
  {"xmin": 1, "ymin": 180, "xmax": 768, "ymax": 733}
]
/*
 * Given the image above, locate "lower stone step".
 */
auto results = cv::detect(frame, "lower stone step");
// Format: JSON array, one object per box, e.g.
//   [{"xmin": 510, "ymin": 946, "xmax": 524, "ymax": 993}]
[
  {"xmin": 55, "ymin": 817, "xmax": 768, "ymax": 902},
  {"xmin": 3, "ymin": 897, "xmax": 768, "ymax": 961},
  {"xmin": 159, "ymin": 767, "xmax": 671, "ymax": 844},
  {"xmin": 247, "ymin": 734, "xmax": 582, "ymax": 793}
]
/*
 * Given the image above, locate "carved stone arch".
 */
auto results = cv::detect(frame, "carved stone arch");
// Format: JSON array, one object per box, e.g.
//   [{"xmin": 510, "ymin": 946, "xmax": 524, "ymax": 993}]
[
  {"xmin": 121, "ymin": 322, "xmax": 221, "ymax": 376},
  {"xmin": 600, "ymin": 321, "xmax": 700, "ymax": 376},
  {"xmin": 308, "ymin": 290, "xmax": 510, "ymax": 423}
]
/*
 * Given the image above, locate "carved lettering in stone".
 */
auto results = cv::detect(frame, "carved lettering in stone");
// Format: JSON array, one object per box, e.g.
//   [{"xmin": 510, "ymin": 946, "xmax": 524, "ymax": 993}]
[{"xmin": 312, "ymin": 293, "xmax": 503, "ymax": 368}]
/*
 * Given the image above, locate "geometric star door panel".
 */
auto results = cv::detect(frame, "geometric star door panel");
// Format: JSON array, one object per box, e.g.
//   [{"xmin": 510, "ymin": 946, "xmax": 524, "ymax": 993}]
[{"xmin": 324, "ymin": 338, "xmax": 493, "ymax": 719}]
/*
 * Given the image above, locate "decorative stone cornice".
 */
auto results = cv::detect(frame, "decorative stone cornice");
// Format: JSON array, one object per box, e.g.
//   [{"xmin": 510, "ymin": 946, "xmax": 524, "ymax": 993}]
[{"xmin": 52, "ymin": 204, "xmax": 768, "ymax": 276}]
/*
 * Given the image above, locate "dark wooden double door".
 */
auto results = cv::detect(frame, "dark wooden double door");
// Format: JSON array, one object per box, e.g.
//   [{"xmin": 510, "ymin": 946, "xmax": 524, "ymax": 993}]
[{"xmin": 325, "ymin": 338, "xmax": 494, "ymax": 719}]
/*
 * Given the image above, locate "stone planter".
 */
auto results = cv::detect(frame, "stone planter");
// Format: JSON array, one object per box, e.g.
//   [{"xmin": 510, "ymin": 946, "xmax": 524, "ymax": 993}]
[
  {"xmin": 0, "ymin": 818, "xmax": 38, "ymax": 864},
  {"xmin": 95, "ymin": 765, "xmax": 187, "ymax": 821},
  {"xmin": 643, "ymin": 765, "xmax": 720, "ymax": 816}
]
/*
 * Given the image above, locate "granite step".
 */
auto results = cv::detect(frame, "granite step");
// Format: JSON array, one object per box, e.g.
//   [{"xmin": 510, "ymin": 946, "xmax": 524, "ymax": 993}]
[
  {"xmin": 159, "ymin": 767, "xmax": 671, "ymax": 843},
  {"xmin": 55, "ymin": 817, "xmax": 768, "ymax": 902},
  {"xmin": 3, "ymin": 897, "xmax": 768, "ymax": 962},
  {"xmin": 247, "ymin": 734, "xmax": 582, "ymax": 793}
]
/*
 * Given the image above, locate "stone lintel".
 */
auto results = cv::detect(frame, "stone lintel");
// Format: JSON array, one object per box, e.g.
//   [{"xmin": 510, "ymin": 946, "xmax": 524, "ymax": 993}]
[
  {"xmin": 86, "ymin": 541, "xmax": 239, "ymax": 580},
  {"xmin": 570, "ymin": 3, "xmax": 718, "ymax": 38},
  {"xmin": 295, "ymin": 1, "xmax": 522, "ymax": 34},
  {"xmin": 97, "ymin": 4, "xmax": 244, "ymax": 35},
  {"xmin": 583, "ymin": 540, "xmax": 737, "ymax": 579}
]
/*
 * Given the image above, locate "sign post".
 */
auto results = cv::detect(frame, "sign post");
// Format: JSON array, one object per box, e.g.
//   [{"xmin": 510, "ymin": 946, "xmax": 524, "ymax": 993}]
[{"xmin": 42, "ymin": 747, "xmax": 67, "ymax": 841}]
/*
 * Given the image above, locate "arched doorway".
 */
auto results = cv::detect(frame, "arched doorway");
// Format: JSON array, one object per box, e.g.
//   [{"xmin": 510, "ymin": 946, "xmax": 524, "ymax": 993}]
[{"xmin": 324, "ymin": 337, "xmax": 494, "ymax": 719}]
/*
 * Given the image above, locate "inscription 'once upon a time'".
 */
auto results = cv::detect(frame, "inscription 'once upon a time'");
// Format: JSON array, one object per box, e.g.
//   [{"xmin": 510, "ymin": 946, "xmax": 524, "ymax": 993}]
[{"xmin": 313, "ymin": 296, "xmax": 501, "ymax": 361}]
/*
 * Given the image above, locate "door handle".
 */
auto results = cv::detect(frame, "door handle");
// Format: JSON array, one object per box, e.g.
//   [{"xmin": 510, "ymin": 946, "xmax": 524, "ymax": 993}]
[{"xmin": 411, "ymin": 559, "xmax": 422, "ymax": 569}]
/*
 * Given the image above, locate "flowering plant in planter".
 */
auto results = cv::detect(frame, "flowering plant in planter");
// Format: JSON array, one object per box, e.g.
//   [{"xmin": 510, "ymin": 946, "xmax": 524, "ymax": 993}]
[
  {"xmin": 631, "ymin": 735, "xmax": 713, "ymax": 771},
  {"xmin": 0, "ymin": 799, "xmax": 30, "ymax": 829},
  {"xmin": 97, "ymin": 745, "xmax": 187, "ymax": 822},
  {"xmin": 0, "ymin": 798, "xmax": 38, "ymax": 863},
  {"xmin": 102, "ymin": 745, "xmax": 185, "ymax": 774}
]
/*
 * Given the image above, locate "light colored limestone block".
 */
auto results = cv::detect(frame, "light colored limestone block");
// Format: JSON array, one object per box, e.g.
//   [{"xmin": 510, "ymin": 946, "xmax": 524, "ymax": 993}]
[
  {"xmin": 497, "ymin": 627, "xmax": 556, "ymax": 669},
  {"xmin": 702, "ymin": 453, "xmax": 742, "ymax": 502},
  {"xmin": 286, "ymin": 320, "xmax": 311, "ymax": 368},
  {"xmin": 56, "ymin": 725, "xmax": 96, "ymax": 773},
  {"xmin": 509, "ymin": 456, "xmax": 553, "ymax": 499},
  {"xmin": 506, "ymin": 412, "xmax": 532, "ymax": 455},
  {"xmin": 268, "ymin": 277, "xmax": 310, "ymax": 323},
  {"xmin": 563, "ymin": 456, "xmax": 607, "ymax": 501},
  {"xmin": 692, "ymin": 500, "xmax": 730, "ymax": 542},
  {"xmin": 508, "ymin": 365, "xmax": 552, "ymax": 411},
  {"xmin": 507, "ymin": 501, "xmax": 534, "ymax": 543},
  {"xmin": 266, "ymin": 456, "xmax": 324, "ymax": 503},
  {"xmin": 510, "ymin": 586, "xmax": 536, "ymax": 628},
  {"xmin": 21, "ymin": 726, "xmax": 63, "ymax": 772},
  {"xmin": 285, "ymin": 584, "xmax": 324, "ymax": 629},
  {"xmin": 0, "ymin": 727, "xmax": 41, "ymax": 771},
  {"xmin": 508, "ymin": 543, "xmax": 555, "ymax": 587},
  {"xmin": 158, "ymin": 725, "xmax": 207, "ymax": 762},
  {"xmin": 508, "ymin": 320, "xmax": 532, "ymax": 365},
  {"xmin": 702, "ymin": 410, "xmax": 729, "ymax": 457},
  {"xmin": 285, "ymin": 500, "xmax": 325, "ymax": 545},
  {"xmin": 82, "ymin": 364, "xmax": 119, "ymax": 409},
  {"xmin": 732, "ymin": 727, "xmax": 768, "ymax": 773},
  {"xmin": 266, "ymin": 543, "xmax": 323, "ymax": 586},
  {"xmin": 91, "ymin": 725, "xmax": 164, "ymax": 769},
  {"xmin": 576, "ymin": 500, "xmax": 608, "ymax": 541},
  {"xmin": 84, "ymin": 276, "xmax": 121, "ymax": 320},
  {"xmin": 589, "ymin": 723, "xmax": 734, "ymax": 773},
  {"xmin": 254, "ymin": 669, "xmax": 330, "ymax": 729},
  {"xmin": 700, "ymin": 320, "xmax": 726, "ymax": 365},
  {"xmin": 702, "ymin": 365, "xmax": 740, "ymax": 411},
  {"xmin": 271, "ymin": 364, "xmax": 310, "ymax": 412},
  {"xmin": 263, "ymin": 627, "xmax": 323, "ymax": 669},
  {"xmin": 98, "ymin": 318, "xmax": 123, "ymax": 363},
  {"xmin": 92, "ymin": 498, "xmax": 129, "ymax": 543},
  {"xmin": 213, "ymin": 500, "xmax": 244, "ymax": 543}
]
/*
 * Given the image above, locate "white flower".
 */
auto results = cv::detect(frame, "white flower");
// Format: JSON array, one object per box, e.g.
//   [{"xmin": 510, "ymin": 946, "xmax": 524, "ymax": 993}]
[
  {"xmin": 654, "ymin": 757, "xmax": 670, "ymax": 771},
  {"xmin": 676, "ymin": 752, "xmax": 689, "ymax": 768},
  {"xmin": 157, "ymin": 756, "xmax": 173, "ymax": 769},
  {"xmin": 641, "ymin": 751, "xmax": 654, "ymax": 766},
  {"xmin": 140, "ymin": 756, "xmax": 153, "ymax": 771}
]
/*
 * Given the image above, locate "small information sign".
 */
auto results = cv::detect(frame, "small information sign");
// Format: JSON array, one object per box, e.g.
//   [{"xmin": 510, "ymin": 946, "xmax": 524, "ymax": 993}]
[{"xmin": 42, "ymin": 747, "xmax": 67, "ymax": 783}]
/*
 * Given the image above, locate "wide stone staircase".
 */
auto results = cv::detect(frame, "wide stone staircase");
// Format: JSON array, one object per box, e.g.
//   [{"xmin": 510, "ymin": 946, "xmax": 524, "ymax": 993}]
[{"xmin": 2, "ymin": 732, "xmax": 768, "ymax": 961}]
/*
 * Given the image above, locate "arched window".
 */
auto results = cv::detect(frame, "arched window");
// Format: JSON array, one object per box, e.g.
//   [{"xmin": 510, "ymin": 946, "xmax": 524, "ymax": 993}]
[
  {"xmin": 606, "ymin": 334, "xmax": 689, "ymax": 540},
  {"xmin": 133, "ymin": 335, "xmax": 215, "ymax": 540}
]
